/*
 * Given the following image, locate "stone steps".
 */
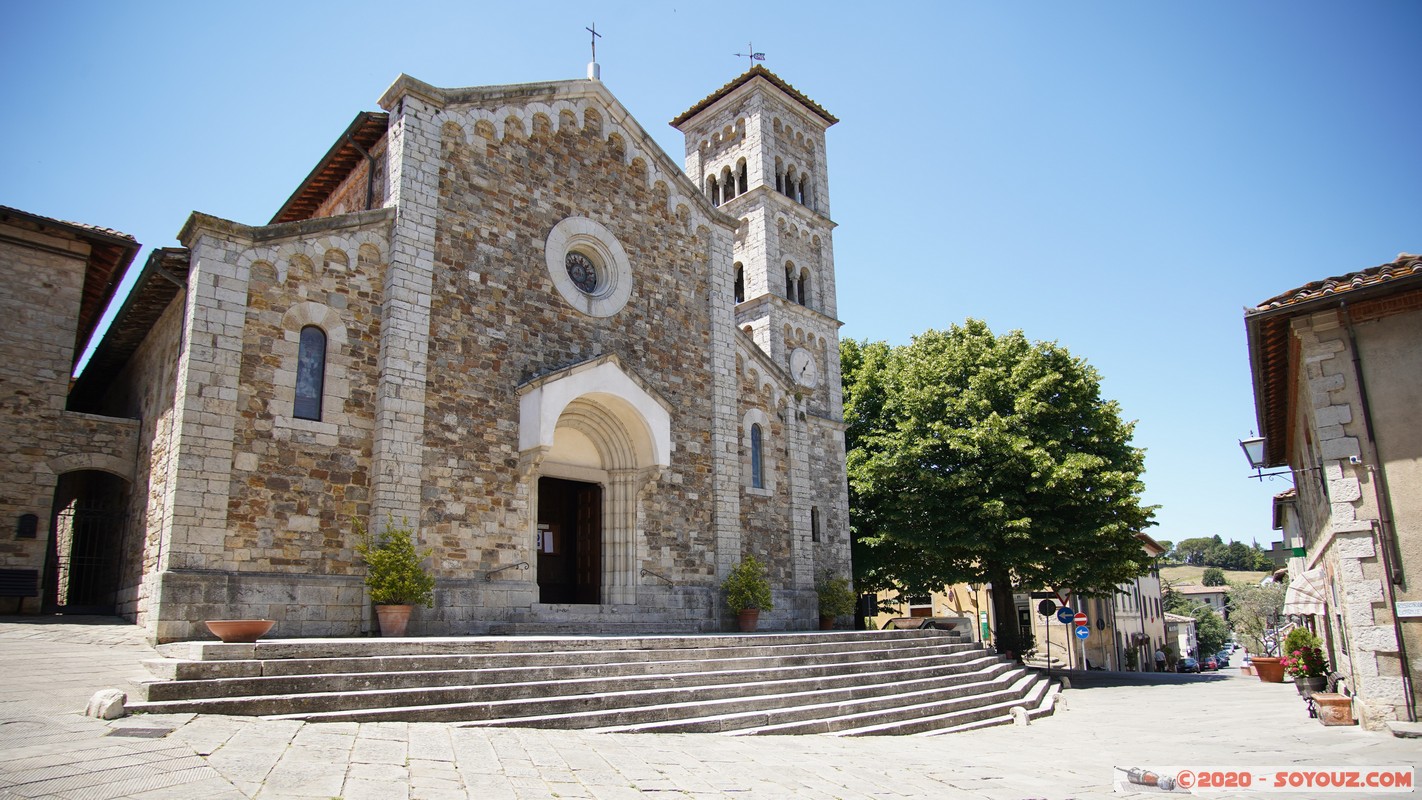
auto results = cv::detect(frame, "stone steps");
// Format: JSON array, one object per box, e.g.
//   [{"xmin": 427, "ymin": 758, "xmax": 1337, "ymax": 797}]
[{"xmin": 130, "ymin": 630, "xmax": 1056, "ymax": 735}]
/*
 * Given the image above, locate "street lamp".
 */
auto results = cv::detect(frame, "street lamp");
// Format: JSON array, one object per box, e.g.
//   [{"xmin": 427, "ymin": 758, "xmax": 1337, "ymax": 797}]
[{"xmin": 1238, "ymin": 434, "xmax": 1292, "ymax": 481}]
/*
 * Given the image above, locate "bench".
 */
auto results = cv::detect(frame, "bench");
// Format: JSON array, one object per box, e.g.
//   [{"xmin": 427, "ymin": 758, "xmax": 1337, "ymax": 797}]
[
  {"xmin": 0, "ymin": 568, "xmax": 39, "ymax": 614},
  {"xmin": 1305, "ymin": 672, "xmax": 1355, "ymax": 726}
]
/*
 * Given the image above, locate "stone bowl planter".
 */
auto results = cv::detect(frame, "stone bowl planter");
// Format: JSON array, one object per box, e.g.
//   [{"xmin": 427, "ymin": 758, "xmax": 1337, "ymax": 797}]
[{"xmin": 204, "ymin": 619, "xmax": 275, "ymax": 643}]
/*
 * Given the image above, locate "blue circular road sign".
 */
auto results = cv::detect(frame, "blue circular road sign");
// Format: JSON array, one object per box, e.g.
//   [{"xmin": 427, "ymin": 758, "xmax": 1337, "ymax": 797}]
[
  {"xmin": 1055, "ymin": 607, "xmax": 1075, "ymax": 624},
  {"xmin": 1074, "ymin": 624, "xmax": 1090, "ymax": 639}
]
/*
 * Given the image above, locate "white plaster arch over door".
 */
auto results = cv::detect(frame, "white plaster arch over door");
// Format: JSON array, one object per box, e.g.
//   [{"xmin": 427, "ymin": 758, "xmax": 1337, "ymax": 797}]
[{"xmin": 516, "ymin": 356, "xmax": 672, "ymax": 605}]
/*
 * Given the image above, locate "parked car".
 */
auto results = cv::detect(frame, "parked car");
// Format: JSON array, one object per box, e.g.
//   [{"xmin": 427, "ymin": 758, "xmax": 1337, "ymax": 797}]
[
  {"xmin": 1215, "ymin": 651, "xmax": 1231, "ymax": 667},
  {"xmin": 1177, "ymin": 657, "xmax": 1200, "ymax": 673},
  {"xmin": 1201, "ymin": 656, "xmax": 1219, "ymax": 671}
]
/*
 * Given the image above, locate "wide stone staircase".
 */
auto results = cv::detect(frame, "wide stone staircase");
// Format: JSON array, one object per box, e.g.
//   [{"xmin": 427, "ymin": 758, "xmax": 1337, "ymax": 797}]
[{"xmin": 130, "ymin": 629, "xmax": 1059, "ymax": 736}]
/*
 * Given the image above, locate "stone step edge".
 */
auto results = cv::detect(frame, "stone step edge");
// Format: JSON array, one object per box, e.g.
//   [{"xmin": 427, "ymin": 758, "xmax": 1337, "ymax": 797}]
[
  {"xmin": 446, "ymin": 664, "xmax": 1022, "ymax": 732},
  {"xmin": 143, "ymin": 638, "xmax": 982, "ymax": 681},
  {"xmin": 727, "ymin": 672, "xmax": 1040, "ymax": 737},
  {"xmin": 917, "ymin": 679, "xmax": 1061, "ymax": 736},
  {"xmin": 584, "ymin": 666, "xmax": 1032, "ymax": 736},
  {"xmin": 836, "ymin": 675, "xmax": 1054, "ymax": 737},
  {"xmin": 139, "ymin": 645, "xmax": 993, "ymax": 701},
  {"xmin": 184, "ymin": 655, "xmax": 1009, "ymax": 720},
  {"xmin": 160, "ymin": 629, "xmax": 956, "ymax": 661}
]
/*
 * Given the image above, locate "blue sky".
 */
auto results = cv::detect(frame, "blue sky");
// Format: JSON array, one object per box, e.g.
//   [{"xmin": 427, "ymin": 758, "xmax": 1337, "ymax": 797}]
[{"xmin": 5, "ymin": 1, "xmax": 1419, "ymax": 550}]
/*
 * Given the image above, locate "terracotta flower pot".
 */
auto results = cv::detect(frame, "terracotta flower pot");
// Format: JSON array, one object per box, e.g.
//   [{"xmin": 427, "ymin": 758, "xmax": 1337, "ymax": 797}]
[
  {"xmin": 737, "ymin": 608, "xmax": 760, "ymax": 632},
  {"xmin": 819, "ymin": 615, "xmax": 835, "ymax": 631},
  {"xmin": 374, "ymin": 604, "xmax": 414, "ymax": 637},
  {"xmin": 204, "ymin": 619, "xmax": 275, "ymax": 643},
  {"xmin": 1251, "ymin": 656, "xmax": 1286, "ymax": 683}
]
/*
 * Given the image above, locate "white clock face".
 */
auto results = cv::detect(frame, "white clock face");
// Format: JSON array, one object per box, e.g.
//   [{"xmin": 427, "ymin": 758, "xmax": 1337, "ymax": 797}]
[{"xmin": 790, "ymin": 347, "xmax": 818, "ymax": 388}]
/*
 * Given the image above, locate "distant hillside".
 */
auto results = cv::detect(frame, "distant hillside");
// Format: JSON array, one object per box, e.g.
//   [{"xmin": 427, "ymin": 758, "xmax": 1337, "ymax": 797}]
[{"xmin": 1160, "ymin": 565, "xmax": 1270, "ymax": 587}]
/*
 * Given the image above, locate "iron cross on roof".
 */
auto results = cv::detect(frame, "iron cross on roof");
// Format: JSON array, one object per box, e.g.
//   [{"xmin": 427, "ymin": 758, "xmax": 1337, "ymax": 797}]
[
  {"xmin": 586, "ymin": 23, "xmax": 602, "ymax": 62},
  {"xmin": 735, "ymin": 42, "xmax": 765, "ymax": 66}
]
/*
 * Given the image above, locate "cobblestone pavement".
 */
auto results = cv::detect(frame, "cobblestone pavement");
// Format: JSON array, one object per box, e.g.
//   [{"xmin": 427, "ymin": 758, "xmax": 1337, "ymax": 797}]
[{"xmin": 0, "ymin": 617, "xmax": 1415, "ymax": 799}]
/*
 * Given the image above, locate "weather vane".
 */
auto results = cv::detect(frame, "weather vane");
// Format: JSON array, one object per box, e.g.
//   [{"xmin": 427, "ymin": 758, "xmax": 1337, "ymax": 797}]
[
  {"xmin": 734, "ymin": 42, "xmax": 765, "ymax": 67},
  {"xmin": 586, "ymin": 23, "xmax": 602, "ymax": 62}
]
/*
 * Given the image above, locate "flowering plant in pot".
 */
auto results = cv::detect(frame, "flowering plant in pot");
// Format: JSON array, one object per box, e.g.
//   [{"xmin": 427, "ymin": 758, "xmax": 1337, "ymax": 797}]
[
  {"xmin": 723, "ymin": 555, "xmax": 773, "ymax": 632},
  {"xmin": 1282, "ymin": 645, "xmax": 1329, "ymax": 694},
  {"xmin": 354, "ymin": 517, "xmax": 435, "ymax": 636},
  {"xmin": 814, "ymin": 573, "xmax": 856, "ymax": 630}
]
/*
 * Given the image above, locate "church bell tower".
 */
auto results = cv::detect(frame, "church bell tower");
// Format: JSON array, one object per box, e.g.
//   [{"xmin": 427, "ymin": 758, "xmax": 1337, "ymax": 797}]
[{"xmin": 671, "ymin": 65, "xmax": 843, "ymax": 421}]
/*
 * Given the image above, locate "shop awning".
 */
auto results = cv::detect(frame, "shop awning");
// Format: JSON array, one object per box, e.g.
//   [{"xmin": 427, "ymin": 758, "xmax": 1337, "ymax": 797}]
[{"xmin": 1283, "ymin": 567, "xmax": 1327, "ymax": 616}]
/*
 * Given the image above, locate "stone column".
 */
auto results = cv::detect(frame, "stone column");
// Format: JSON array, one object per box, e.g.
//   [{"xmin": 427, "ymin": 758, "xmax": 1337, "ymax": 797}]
[{"xmin": 372, "ymin": 92, "xmax": 441, "ymax": 529}]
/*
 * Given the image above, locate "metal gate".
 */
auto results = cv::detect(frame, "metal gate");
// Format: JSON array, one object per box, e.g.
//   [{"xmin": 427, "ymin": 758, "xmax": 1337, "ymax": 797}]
[{"xmin": 45, "ymin": 504, "xmax": 125, "ymax": 614}]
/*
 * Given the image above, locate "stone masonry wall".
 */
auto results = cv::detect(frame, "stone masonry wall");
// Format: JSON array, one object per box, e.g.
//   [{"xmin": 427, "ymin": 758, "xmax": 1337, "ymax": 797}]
[
  {"xmin": 418, "ymin": 100, "xmax": 726, "ymax": 629},
  {"xmin": 0, "ymin": 231, "xmax": 89, "ymax": 604},
  {"xmin": 101, "ymin": 295, "xmax": 185, "ymax": 624},
  {"xmin": 1293, "ymin": 312, "xmax": 1406, "ymax": 728}
]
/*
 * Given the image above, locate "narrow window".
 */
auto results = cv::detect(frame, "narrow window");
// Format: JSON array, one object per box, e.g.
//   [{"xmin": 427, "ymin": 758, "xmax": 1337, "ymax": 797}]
[
  {"xmin": 785, "ymin": 264, "xmax": 795, "ymax": 299},
  {"xmin": 16, "ymin": 513, "xmax": 37, "ymax": 539},
  {"xmin": 734, "ymin": 263, "xmax": 745, "ymax": 304},
  {"xmin": 295, "ymin": 325, "xmax": 326, "ymax": 420},
  {"xmin": 737, "ymin": 162, "xmax": 748, "ymax": 194},
  {"xmin": 797, "ymin": 268, "xmax": 809, "ymax": 306},
  {"xmin": 810, "ymin": 507, "xmax": 820, "ymax": 542},
  {"xmin": 722, "ymin": 167, "xmax": 734, "ymax": 201},
  {"xmin": 750, "ymin": 424, "xmax": 764, "ymax": 489},
  {"xmin": 707, "ymin": 176, "xmax": 719, "ymax": 206}
]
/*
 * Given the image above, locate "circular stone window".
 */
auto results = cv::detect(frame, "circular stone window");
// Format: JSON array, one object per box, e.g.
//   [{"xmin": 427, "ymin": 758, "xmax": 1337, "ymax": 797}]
[
  {"xmin": 545, "ymin": 217, "xmax": 633, "ymax": 317},
  {"xmin": 565, "ymin": 251, "xmax": 598, "ymax": 294}
]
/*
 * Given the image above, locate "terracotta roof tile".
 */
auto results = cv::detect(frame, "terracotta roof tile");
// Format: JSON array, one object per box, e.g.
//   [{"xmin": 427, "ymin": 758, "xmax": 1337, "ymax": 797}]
[
  {"xmin": 671, "ymin": 65, "xmax": 837, "ymax": 128},
  {"xmin": 1252, "ymin": 253, "xmax": 1422, "ymax": 312}
]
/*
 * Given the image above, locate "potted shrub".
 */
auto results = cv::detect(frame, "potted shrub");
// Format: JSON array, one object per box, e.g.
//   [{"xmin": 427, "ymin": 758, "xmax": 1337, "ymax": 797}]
[
  {"xmin": 1281, "ymin": 629, "xmax": 1329, "ymax": 696},
  {"xmin": 815, "ymin": 574, "xmax": 856, "ymax": 630},
  {"xmin": 354, "ymin": 517, "xmax": 435, "ymax": 636},
  {"xmin": 723, "ymin": 555, "xmax": 773, "ymax": 632}
]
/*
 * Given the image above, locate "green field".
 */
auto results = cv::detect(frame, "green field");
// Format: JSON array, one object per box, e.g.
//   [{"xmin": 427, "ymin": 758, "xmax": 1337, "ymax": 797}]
[{"xmin": 1160, "ymin": 565, "xmax": 1271, "ymax": 587}]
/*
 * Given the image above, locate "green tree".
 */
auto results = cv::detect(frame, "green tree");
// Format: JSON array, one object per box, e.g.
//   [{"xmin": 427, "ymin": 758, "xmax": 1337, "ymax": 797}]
[
  {"xmin": 1201, "ymin": 567, "xmax": 1226, "ymax": 586},
  {"xmin": 1191, "ymin": 604, "xmax": 1228, "ymax": 657},
  {"xmin": 842, "ymin": 321, "xmax": 1156, "ymax": 647},
  {"xmin": 1229, "ymin": 580, "xmax": 1286, "ymax": 655},
  {"xmin": 1174, "ymin": 536, "xmax": 1216, "ymax": 566}
]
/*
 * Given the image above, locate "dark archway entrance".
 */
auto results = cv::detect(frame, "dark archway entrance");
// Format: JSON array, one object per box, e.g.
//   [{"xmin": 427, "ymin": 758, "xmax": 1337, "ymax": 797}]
[
  {"xmin": 536, "ymin": 477, "xmax": 602, "ymax": 604},
  {"xmin": 43, "ymin": 470, "xmax": 129, "ymax": 614}
]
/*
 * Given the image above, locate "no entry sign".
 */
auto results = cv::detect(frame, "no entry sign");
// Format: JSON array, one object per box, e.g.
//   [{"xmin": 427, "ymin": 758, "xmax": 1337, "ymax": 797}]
[{"xmin": 1073, "ymin": 612, "xmax": 1088, "ymax": 627}]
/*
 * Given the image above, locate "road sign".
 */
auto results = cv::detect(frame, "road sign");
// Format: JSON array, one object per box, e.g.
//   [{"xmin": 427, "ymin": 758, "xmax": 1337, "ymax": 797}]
[
  {"xmin": 1075, "ymin": 624, "xmax": 1090, "ymax": 639},
  {"xmin": 1037, "ymin": 599, "xmax": 1057, "ymax": 617},
  {"xmin": 1055, "ymin": 607, "xmax": 1074, "ymax": 624},
  {"xmin": 1073, "ymin": 611, "xmax": 1088, "ymax": 626}
]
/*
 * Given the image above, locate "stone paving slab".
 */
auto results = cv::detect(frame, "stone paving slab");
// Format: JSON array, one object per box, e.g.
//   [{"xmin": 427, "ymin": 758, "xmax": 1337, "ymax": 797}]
[{"xmin": 1, "ymin": 616, "xmax": 1418, "ymax": 799}]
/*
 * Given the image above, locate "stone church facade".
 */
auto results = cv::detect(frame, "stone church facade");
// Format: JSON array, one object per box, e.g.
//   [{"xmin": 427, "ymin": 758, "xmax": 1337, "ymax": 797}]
[{"xmin": 2, "ymin": 67, "xmax": 852, "ymax": 642}]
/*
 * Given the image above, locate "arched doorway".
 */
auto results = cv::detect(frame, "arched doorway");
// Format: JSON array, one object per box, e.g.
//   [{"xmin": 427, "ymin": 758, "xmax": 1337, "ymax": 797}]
[
  {"xmin": 518, "ymin": 357, "xmax": 672, "ymax": 608},
  {"xmin": 43, "ymin": 470, "xmax": 130, "ymax": 614}
]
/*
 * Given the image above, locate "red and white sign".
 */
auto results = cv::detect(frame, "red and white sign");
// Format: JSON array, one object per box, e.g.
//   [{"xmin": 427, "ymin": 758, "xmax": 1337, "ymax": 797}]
[{"xmin": 1073, "ymin": 612, "xmax": 1088, "ymax": 626}]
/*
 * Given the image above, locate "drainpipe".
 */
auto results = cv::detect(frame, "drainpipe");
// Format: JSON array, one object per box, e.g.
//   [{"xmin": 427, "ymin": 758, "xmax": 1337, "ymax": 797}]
[
  {"xmin": 1338, "ymin": 303, "xmax": 1416, "ymax": 723},
  {"xmin": 346, "ymin": 134, "xmax": 378, "ymax": 211}
]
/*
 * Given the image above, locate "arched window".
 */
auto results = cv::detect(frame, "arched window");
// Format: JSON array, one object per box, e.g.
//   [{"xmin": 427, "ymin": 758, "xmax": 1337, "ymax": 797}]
[
  {"xmin": 295, "ymin": 325, "xmax": 326, "ymax": 420},
  {"xmin": 706, "ymin": 175, "xmax": 720, "ymax": 205},
  {"xmin": 797, "ymin": 268, "xmax": 810, "ymax": 306},
  {"xmin": 721, "ymin": 166, "xmax": 734, "ymax": 202},
  {"xmin": 785, "ymin": 263, "xmax": 796, "ymax": 299},
  {"xmin": 734, "ymin": 263, "xmax": 745, "ymax": 304},
  {"xmin": 810, "ymin": 507, "xmax": 820, "ymax": 542},
  {"xmin": 736, "ymin": 161, "xmax": 748, "ymax": 195},
  {"xmin": 797, "ymin": 176, "xmax": 808, "ymax": 205},
  {"xmin": 750, "ymin": 424, "xmax": 764, "ymax": 489}
]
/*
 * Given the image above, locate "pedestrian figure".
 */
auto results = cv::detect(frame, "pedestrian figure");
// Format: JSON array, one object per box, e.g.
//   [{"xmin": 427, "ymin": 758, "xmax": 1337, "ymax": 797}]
[{"xmin": 1154, "ymin": 646, "xmax": 1166, "ymax": 672}]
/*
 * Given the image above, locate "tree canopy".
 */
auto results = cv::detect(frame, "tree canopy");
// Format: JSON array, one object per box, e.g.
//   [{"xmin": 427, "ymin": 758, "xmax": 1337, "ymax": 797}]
[
  {"xmin": 1201, "ymin": 567, "xmax": 1227, "ymax": 586},
  {"xmin": 1168, "ymin": 535, "xmax": 1274, "ymax": 570},
  {"xmin": 842, "ymin": 321, "xmax": 1157, "ymax": 641}
]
